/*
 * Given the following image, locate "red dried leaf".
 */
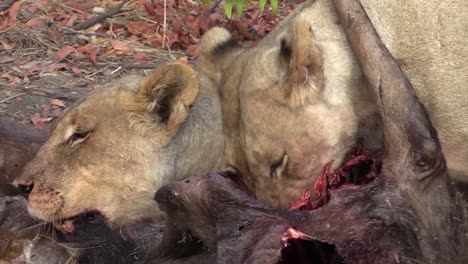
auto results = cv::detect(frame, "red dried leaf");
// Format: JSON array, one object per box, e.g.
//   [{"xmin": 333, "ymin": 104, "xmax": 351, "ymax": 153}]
[
  {"xmin": 51, "ymin": 108, "xmax": 63, "ymax": 117},
  {"xmin": 208, "ymin": 13, "xmax": 225, "ymax": 24},
  {"xmin": 126, "ymin": 22, "xmax": 156, "ymax": 35},
  {"xmin": 1, "ymin": 41, "xmax": 13, "ymax": 51},
  {"xmin": 71, "ymin": 67, "xmax": 81, "ymax": 75},
  {"xmin": 77, "ymin": 45, "xmax": 94, "ymax": 54},
  {"xmin": 77, "ymin": 45, "xmax": 97, "ymax": 64},
  {"xmin": 41, "ymin": 105, "xmax": 51, "ymax": 118},
  {"xmin": 172, "ymin": 17, "xmax": 185, "ymax": 34},
  {"xmin": 56, "ymin": 45, "xmax": 75, "ymax": 60},
  {"xmin": 178, "ymin": 34, "xmax": 191, "ymax": 46},
  {"xmin": 128, "ymin": 35, "xmax": 141, "ymax": 42},
  {"xmin": 65, "ymin": 14, "xmax": 78, "ymax": 27},
  {"xmin": 25, "ymin": 18, "xmax": 46, "ymax": 27},
  {"xmin": 168, "ymin": 0, "xmax": 177, "ymax": 7},
  {"xmin": 167, "ymin": 34, "xmax": 181, "ymax": 49},
  {"xmin": 37, "ymin": 0, "xmax": 48, "ymax": 6},
  {"xmin": 0, "ymin": 57, "xmax": 14, "ymax": 64},
  {"xmin": 231, "ymin": 20, "xmax": 253, "ymax": 40},
  {"xmin": 186, "ymin": 44, "xmax": 200, "ymax": 58},
  {"xmin": 253, "ymin": 24, "xmax": 267, "ymax": 38},
  {"xmin": 8, "ymin": 1, "xmax": 22, "ymax": 24},
  {"xmin": 133, "ymin": 52, "xmax": 150, "ymax": 62},
  {"xmin": 46, "ymin": 63, "xmax": 69, "ymax": 72},
  {"xmin": 87, "ymin": 53, "xmax": 97, "ymax": 64},
  {"xmin": 190, "ymin": 17, "xmax": 200, "ymax": 38},
  {"xmin": 0, "ymin": 73, "xmax": 19, "ymax": 84},
  {"xmin": 149, "ymin": 34, "xmax": 164, "ymax": 47},
  {"xmin": 0, "ymin": 73, "xmax": 13, "ymax": 81},
  {"xmin": 50, "ymin": 99, "xmax": 65, "ymax": 108},
  {"xmin": 112, "ymin": 24, "xmax": 125, "ymax": 31},
  {"xmin": 31, "ymin": 113, "xmax": 51, "ymax": 129},
  {"xmin": 110, "ymin": 40, "xmax": 132, "ymax": 55},
  {"xmin": 184, "ymin": 14, "xmax": 197, "ymax": 26},
  {"xmin": 143, "ymin": 2, "xmax": 157, "ymax": 18},
  {"xmin": 27, "ymin": 66, "xmax": 43, "ymax": 74},
  {"xmin": 198, "ymin": 16, "xmax": 211, "ymax": 32},
  {"xmin": 0, "ymin": 20, "xmax": 8, "ymax": 30}
]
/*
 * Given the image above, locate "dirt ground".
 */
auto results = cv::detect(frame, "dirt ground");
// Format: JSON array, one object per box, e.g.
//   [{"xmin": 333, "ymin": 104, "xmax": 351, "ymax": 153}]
[
  {"xmin": 0, "ymin": 0, "xmax": 297, "ymax": 132},
  {"xmin": 0, "ymin": 0, "xmax": 190, "ymax": 131}
]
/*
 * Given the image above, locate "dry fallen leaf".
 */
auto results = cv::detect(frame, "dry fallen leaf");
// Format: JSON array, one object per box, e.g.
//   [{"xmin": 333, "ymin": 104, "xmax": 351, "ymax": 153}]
[
  {"xmin": 25, "ymin": 18, "xmax": 46, "ymax": 28},
  {"xmin": 77, "ymin": 45, "xmax": 98, "ymax": 64},
  {"xmin": 31, "ymin": 113, "xmax": 52, "ymax": 129},
  {"xmin": 71, "ymin": 67, "xmax": 82, "ymax": 75},
  {"xmin": 133, "ymin": 53, "xmax": 150, "ymax": 62},
  {"xmin": 186, "ymin": 44, "xmax": 200, "ymax": 58},
  {"xmin": 8, "ymin": 1, "xmax": 23, "ymax": 24},
  {"xmin": 110, "ymin": 40, "xmax": 132, "ymax": 55},
  {"xmin": 26, "ymin": 66, "xmax": 43, "ymax": 75},
  {"xmin": 56, "ymin": 45, "xmax": 75, "ymax": 61},
  {"xmin": 0, "ymin": 57, "xmax": 14, "ymax": 64},
  {"xmin": 0, "ymin": 73, "xmax": 20, "ymax": 84},
  {"xmin": 1, "ymin": 41, "xmax": 13, "ymax": 51},
  {"xmin": 46, "ymin": 63, "xmax": 69, "ymax": 72},
  {"xmin": 126, "ymin": 22, "xmax": 156, "ymax": 35},
  {"xmin": 50, "ymin": 99, "xmax": 65, "ymax": 108}
]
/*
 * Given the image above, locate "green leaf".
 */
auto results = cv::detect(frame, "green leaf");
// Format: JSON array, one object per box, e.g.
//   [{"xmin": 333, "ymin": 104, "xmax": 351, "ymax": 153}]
[
  {"xmin": 225, "ymin": 0, "xmax": 234, "ymax": 19},
  {"xmin": 259, "ymin": 0, "xmax": 267, "ymax": 12},
  {"xmin": 270, "ymin": 0, "xmax": 278, "ymax": 13},
  {"xmin": 236, "ymin": 0, "xmax": 245, "ymax": 18}
]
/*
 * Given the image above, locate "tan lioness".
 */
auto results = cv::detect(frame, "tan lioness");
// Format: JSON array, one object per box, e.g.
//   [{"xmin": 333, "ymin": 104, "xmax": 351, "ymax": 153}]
[
  {"xmin": 13, "ymin": 63, "xmax": 225, "ymax": 228},
  {"xmin": 200, "ymin": 0, "xmax": 467, "ymax": 208}
]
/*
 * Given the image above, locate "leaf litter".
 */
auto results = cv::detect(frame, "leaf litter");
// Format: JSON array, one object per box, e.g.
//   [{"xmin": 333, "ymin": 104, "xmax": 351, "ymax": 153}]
[{"xmin": 0, "ymin": 0, "xmax": 303, "ymax": 128}]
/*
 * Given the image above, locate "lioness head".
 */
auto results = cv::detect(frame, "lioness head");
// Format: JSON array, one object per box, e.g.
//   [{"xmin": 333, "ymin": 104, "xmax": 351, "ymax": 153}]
[
  {"xmin": 200, "ymin": 2, "xmax": 380, "ymax": 208},
  {"xmin": 14, "ymin": 62, "xmax": 224, "ymax": 228}
]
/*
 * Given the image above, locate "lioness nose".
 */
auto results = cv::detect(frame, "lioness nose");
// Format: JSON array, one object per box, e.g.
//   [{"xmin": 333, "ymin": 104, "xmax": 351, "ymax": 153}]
[{"xmin": 12, "ymin": 179, "xmax": 34, "ymax": 197}]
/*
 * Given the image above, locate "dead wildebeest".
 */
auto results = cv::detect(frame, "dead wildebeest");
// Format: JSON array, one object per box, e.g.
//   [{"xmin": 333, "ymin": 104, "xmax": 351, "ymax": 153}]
[
  {"xmin": 0, "ymin": 195, "xmax": 164, "ymax": 264},
  {"xmin": 140, "ymin": 0, "xmax": 466, "ymax": 263},
  {"xmin": 0, "ymin": 115, "xmax": 46, "ymax": 196}
]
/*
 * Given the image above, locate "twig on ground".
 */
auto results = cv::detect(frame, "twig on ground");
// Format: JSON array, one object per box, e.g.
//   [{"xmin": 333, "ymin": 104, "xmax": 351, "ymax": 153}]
[
  {"xmin": 62, "ymin": 28, "xmax": 112, "ymax": 38},
  {"xmin": 110, "ymin": 62, "xmax": 162, "ymax": 76},
  {"xmin": 124, "ymin": 63, "xmax": 162, "ymax": 69},
  {"xmin": 163, "ymin": 0, "xmax": 167, "ymax": 49},
  {"xmin": 203, "ymin": 0, "xmax": 223, "ymax": 17},
  {"xmin": 0, "ymin": 0, "xmax": 18, "ymax": 12},
  {"xmin": 0, "ymin": 84, "xmax": 89, "ymax": 102},
  {"xmin": 72, "ymin": 1, "xmax": 128, "ymax": 30},
  {"xmin": 0, "ymin": 92, "xmax": 26, "ymax": 104}
]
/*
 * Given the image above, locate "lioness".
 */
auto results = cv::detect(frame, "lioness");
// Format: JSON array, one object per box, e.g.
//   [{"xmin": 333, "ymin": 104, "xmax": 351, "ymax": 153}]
[
  {"xmin": 199, "ymin": 0, "xmax": 467, "ymax": 207},
  {"xmin": 13, "ymin": 63, "xmax": 225, "ymax": 228}
]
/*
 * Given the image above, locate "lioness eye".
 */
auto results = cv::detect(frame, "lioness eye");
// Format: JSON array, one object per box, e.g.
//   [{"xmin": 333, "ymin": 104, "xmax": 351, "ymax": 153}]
[{"xmin": 69, "ymin": 131, "xmax": 89, "ymax": 144}]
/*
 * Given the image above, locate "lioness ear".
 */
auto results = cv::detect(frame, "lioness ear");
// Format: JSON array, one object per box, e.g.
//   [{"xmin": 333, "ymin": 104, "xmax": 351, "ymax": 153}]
[
  {"xmin": 123, "ymin": 62, "xmax": 199, "ymax": 137},
  {"xmin": 199, "ymin": 27, "xmax": 242, "ymax": 85},
  {"xmin": 280, "ymin": 19, "xmax": 324, "ymax": 107}
]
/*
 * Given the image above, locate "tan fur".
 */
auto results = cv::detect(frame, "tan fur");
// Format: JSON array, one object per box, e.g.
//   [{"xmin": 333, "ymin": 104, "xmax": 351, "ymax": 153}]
[
  {"xmin": 283, "ymin": 20, "xmax": 325, "ymax": 107},
  {"xmin": 121, "ymin": 63, "xmax": 200, "ymax": 144},
  {"xmin": 200, "ymin": 0, "xmax": 467, "ymax": 208},
  {"xmin": 360, "ymin": 0, "xmax": 468, "ymax": 180},
  {"xmin": 14, "ymin": 63, "xmax": 225, "ymax": 226},
  {"xmin": 201, "ymin": 13, "xmax": 365, "ymax": 208}
]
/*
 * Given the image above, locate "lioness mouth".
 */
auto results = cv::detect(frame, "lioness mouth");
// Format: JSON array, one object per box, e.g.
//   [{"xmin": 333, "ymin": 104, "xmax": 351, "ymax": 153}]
[{"xmin": 53, "ymin": 211, "xmax": 103, "ymax": 233}]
